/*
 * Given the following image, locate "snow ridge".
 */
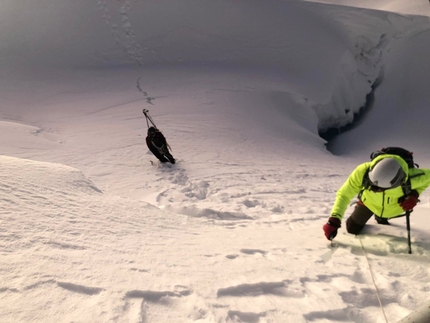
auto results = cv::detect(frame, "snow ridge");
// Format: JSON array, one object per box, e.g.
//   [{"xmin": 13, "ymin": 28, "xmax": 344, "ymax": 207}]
[{"xmin": 310, "ymin": 5, "xmax": 430, "ymax": 132}]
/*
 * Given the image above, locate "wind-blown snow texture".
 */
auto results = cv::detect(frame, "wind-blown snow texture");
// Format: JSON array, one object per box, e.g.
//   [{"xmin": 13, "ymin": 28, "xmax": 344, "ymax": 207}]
[{"xmin": 1, "ymin": 1, "xmax": 430, "ymax": 322}]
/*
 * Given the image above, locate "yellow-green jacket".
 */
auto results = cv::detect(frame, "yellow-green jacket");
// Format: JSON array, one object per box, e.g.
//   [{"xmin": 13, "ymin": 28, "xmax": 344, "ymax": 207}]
[{"xmin": 331, "ymin": 154, "xmax": 430, "ymax": 220}]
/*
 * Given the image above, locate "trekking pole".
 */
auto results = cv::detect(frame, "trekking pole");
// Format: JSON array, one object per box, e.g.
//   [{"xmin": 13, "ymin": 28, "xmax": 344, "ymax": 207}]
[
  {"xmin": 405, "ymin": 210, "xmax": 412, "ymax": 254},
  {"xmin": 398, "ymin": 195, "xmax": 414, "ymax": 255}
]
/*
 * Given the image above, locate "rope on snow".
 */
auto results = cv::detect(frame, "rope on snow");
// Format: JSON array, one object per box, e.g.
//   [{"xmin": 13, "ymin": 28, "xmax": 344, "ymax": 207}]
[{"xmin": 358, "ymin": 236, "xmax": 389, "ymax": 323}]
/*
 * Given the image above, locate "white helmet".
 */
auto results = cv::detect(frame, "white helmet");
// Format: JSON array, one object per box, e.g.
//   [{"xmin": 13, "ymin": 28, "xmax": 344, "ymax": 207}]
[{"xmin": 368, "ymin": 158, "xmax": 406, "ymax": 189}]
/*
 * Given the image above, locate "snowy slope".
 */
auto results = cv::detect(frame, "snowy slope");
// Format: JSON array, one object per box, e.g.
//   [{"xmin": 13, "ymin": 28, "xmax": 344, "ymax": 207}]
[{"xmin": 1, "ymin": 1, "xmax": 430, "ymax": 323}]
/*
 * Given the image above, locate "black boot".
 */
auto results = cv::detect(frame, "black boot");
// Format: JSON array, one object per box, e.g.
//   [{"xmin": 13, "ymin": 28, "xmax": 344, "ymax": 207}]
[{"xmin": 375, "ymin": 215, "xmax": 390, "ymax": 225}]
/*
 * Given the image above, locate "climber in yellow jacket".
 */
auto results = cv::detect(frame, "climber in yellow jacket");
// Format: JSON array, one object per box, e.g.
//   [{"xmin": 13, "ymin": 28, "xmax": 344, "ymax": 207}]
[{"xmin": 323, "ymin": 153, "xmax": 430, "ymax": 240}]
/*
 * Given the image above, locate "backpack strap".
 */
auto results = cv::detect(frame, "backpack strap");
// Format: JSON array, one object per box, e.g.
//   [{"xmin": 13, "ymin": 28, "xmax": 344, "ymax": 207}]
[
  {"xmin": 362, "ymin": 168, "xmax": 371, "ymax": 190},
  {"xmin": 358, "ymin": 167, "xmax": 371, "ymax": 200},
  {"xmin": 400, "ymin": 178, "xmax": 412, "ymax": 196},
  {"xmin": 401, "ymin": 172, "xmax": 425, "ymax": 197}
]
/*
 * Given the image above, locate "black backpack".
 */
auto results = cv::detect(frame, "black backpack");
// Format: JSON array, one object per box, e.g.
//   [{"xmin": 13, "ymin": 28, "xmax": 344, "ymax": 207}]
[
  {"xmin": 363, "ymin": 147, "xmax": 420, "ymax": 196},
  {"xmin": 370, "ymin": 147, "xmax": 418, "ymax": 169}
]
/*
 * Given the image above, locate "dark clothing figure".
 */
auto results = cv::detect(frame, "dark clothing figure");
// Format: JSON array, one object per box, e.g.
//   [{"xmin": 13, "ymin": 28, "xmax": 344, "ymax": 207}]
[{"xmin": 146, "ymin": 127, "xmax": 175, "ymax": 164}]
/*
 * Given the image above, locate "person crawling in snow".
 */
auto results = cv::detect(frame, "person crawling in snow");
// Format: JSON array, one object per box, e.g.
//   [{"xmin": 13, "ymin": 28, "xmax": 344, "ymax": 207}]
[
  {"xmin": 145, "ymin": 126, "xmax": 175, "ymax": 164},
  {"xmin": 323, "ymin": 154, "xmax": 430, "ymax": 240}
]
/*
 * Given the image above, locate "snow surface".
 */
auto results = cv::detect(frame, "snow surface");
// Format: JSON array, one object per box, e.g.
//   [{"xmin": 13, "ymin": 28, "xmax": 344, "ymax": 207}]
[{"xmin": 1, "ymin": 1, "xmax": 430, "ymax": 322}]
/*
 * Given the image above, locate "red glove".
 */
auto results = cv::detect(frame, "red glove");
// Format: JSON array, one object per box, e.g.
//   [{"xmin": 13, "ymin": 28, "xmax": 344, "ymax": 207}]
[
  {"xmin": 323, "ymin": 217, "xmax": 341, "ymax": 240},
  {"xmin": 399, "ymin": 190, "xmax": 419, "ymax": 211}
]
